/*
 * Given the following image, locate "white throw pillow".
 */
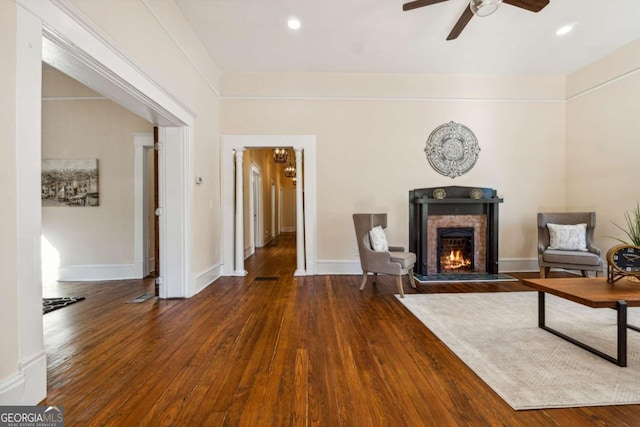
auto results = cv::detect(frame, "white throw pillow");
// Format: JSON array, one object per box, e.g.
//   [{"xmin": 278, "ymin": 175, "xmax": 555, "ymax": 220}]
[
  {"xmin": 547, "ymin": 223, "xmax": 588, "ymax": 251},
  {"xmin": 369, "ymin": 225, "xmax": 389, "ymax": 252}
]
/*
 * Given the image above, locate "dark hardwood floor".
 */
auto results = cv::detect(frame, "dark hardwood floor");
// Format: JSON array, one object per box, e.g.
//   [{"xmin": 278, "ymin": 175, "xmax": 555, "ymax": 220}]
[{"xmin": 42, "ymin": 234, "xmax": 640, "ymax": 426}]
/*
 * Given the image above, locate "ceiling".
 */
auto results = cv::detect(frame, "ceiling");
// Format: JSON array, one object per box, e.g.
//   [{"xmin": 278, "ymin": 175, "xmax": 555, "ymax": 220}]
[{"xmin": 174, "ymin": 0, "xmax": 640, "ymax": 75}]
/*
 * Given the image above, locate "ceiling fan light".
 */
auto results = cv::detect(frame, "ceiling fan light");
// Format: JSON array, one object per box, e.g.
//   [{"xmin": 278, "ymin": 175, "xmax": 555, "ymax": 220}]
[{"xmin": 470, "ymin": 0, "xmax": 503, "ymax": 17}]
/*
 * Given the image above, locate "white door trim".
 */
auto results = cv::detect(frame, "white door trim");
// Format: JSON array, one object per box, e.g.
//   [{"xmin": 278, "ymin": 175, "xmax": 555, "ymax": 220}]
[
  {"xmin": 133, "ymin": 133, "xmax": 154, "ymax": 278},
  {"xmin": 251, "ymin": 163, "xmax": 263, "ymax": 249},
  {"xmin": 271, "ymin": 180, "xmax": 276, "ymax": 241},
  {"xmin": 222, "ymin": 135, "xmax": 317, "ymax": 276},
  {"xmin": 279, "ymin": 186, "xmax": 283, "ymax": 235}
]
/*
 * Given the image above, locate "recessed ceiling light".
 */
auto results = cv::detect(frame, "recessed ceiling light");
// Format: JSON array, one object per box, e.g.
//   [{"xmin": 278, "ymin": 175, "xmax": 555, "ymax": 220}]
[
  {"xmin": 287, "ymin": 17, "xmax": 301, "ymax": 31},
  {"xmin": 556, "ymin": 23, "xmax": 575, "ymax": 36}
]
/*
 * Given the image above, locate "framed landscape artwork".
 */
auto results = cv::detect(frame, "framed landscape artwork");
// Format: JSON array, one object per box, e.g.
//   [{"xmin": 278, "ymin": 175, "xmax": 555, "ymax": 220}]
[{"xmin": 41, "ymin": 158, "xmax": 99, "ymax": 207}]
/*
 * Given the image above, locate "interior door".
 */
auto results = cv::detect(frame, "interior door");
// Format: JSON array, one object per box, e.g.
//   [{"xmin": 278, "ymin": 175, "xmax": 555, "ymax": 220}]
[
  {"xmin": 252, "ymin": 170, "xmax": 260, "ymax": 248},
  {"xmin": 153, "ymin": 127, "xmax": 160, "ymax": 296},
  {"xmin": 271, "ymin": 181, "xmax": 276, "ymax": 242}
]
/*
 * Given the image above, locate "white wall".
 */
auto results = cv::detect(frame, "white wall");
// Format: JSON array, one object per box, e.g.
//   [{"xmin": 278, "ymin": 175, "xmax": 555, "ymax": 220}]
[
  {"xmin": 222, "ymin": 73, "xmax": 567, "ymax": 271},
  {"xmin": 565, "ymin": 39, "xmax": 640, "ymax": 256},
  {"xmin": 42, "ymin": 69, "xmax": 153, "ymax": 280},
  {"xmin": 0, "ymin": 0, "xmax": 20, "ymax": 392}
]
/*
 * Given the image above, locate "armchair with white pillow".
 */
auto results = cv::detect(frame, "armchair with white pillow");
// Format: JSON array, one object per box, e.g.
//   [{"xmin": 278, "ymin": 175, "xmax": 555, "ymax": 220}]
[
  {"xmin": 537, "ymin": 212, "xmax": 604, "ymax": 278},
  {"xmin": 353, "ymin": 213, "xmax": 416, "ymax": 297}
]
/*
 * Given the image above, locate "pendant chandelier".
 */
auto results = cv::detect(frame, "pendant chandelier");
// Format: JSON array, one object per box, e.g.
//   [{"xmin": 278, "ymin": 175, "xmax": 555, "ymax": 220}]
[
  {"xmin": 284, "ymin": 162, "xmax": 296, "ymax": 178},
  {"xmin": 273, "ymin": 148, "xmax": 288, "ymax": 163}
]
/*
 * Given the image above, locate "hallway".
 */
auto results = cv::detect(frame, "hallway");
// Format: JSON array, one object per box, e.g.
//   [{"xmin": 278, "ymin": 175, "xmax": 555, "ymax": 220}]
[{"xmin": 244, "ymin": 232, "xmax": 297, "ymax": 278}]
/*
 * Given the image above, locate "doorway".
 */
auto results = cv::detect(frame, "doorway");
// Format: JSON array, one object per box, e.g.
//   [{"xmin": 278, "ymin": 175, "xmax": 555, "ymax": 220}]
[
  {"xmin": 221, "ymin": 136, "xmax": 317, "ymax": 277},
  {"xmin": 39, "ymin": 23, "xmax": 192, "ymax": 299},
  {"xmin": 251, "ymin": 164, "xmax": 263, "ymax": 249},
  {"xmin": 13, "ymin": 0, "xmax": 197, "ymax": 405},
  {"xmin": 134, "ymin": 132, "xmax": 158, "ymax": 283}
]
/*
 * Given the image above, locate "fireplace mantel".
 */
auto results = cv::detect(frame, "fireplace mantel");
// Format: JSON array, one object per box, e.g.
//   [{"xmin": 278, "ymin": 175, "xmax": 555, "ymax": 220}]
[
  {"xmin": 409, "ymin": 186, "xmax": 503, "ymax": 276},
  {"xmin": 415, "ymin": 198, "xmax": 503, "ymax": 205}
]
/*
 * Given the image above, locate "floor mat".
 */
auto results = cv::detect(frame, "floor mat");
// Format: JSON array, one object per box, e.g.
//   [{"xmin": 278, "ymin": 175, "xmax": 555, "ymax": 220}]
[{"xmin": 43, "ymin": 297, "xmax": 85, "ymax": 314}]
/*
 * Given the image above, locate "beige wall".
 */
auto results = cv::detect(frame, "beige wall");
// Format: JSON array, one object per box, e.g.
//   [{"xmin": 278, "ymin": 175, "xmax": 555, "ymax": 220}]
[
  {"xmin": 0, "ymin": 0, "xmax": 19, "ymax": 383},
  {"xmin": 222, "ymin": 74, "xmax": 566, "ymax": 265},
  {"xmin": 42, "ymin": 69, "xmax": 152, "ymax": 270},
  {"xmin": 565, "ymin": 40, "xmax": 640, "ymax": 256}
]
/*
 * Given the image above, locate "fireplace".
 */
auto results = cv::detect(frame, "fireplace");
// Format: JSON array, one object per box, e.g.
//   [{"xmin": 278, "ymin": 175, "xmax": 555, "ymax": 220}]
[
  {"xmin": 409, "ymin": 186, "xmax": 503, "ymax": 276},
  {"xmin": 426, "ymin": 214, "xmax": 487, "ymax": 274},
  {"xmin": 437, "ymin": 228, "xmax": 473, "ymax": 273}
]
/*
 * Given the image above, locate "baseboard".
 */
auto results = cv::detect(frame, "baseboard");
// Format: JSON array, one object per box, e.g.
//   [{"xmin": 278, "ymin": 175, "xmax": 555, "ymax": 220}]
[
  {"xmin": 281, "ymin": 226, "xmax": 296, "ymax": 233},
  {"xmin": 189, "ymin": 263, "xmax": 222, "ymax": 297},
  {"xmin": 0, "ymin": 351, "xmax": 46, "ymax": 405},
  {"xmin": 316, "ymin": 260, "xmax": 362, "ymax": 275},
  {"xmin": 244, "ymin": 246, "xmax": 254, "ymax": 260},
  {"xmin": 58, "ymin": 264, "xmax": 138, "ymax": 281},
  {"xmin": 0, "ymin": 373, "xmax": 24, "ymax": 405},
  {"xmin": 498, "ymin": 258, "xmax": 539, "ymax": 273},
  {"xmin": 317, "ymin": 258, "xmax": 540, "ymax": 275},
  {"xmin": 134, "ymin": 261, "xmax": 144, "ymax": 278}
]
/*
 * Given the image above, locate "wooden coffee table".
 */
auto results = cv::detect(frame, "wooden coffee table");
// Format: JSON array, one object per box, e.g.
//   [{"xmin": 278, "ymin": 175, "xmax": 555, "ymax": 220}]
[{"xmin": 523, "ymin": 277, "xmax": 640, "ymax": 367}]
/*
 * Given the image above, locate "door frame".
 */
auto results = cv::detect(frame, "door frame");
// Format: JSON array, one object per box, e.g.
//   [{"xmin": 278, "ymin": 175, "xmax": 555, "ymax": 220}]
[
  {"xmin": 133, "ymin": 132, "xmax": 154, "ymax": 278},
  {"xmin": 250, "ymin": 163, "xmax": 263, "ymax": 249},
  {"xmin": 271, "ymin": 179, "xmax": 276, "ymax": 241},
  {"xmin": 10, "ymin": 0, "xmax": 196, "ymax": 404},
  {"xmin": 221, "ymin": 135, "xmax": 317, "ymax": 276}
]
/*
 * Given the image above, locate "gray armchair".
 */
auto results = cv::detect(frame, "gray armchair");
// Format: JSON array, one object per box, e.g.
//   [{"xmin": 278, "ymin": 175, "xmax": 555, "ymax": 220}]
[
  {"xmin": 353, "ymin": 213, "xmax": 416, "ymax": 297},
  {"xmin": 537, "ymin": 212, "xmax": 603, "ymax": 278}
]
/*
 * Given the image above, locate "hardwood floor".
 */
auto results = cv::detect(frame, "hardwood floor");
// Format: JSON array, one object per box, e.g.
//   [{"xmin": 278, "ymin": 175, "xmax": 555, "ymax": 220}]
[{"xmin": 42, "ymin": 233, "xmax": 640, "ymax": 426}]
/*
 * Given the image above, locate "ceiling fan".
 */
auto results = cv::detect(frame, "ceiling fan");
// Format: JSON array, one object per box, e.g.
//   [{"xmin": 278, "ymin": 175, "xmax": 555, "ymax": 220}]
[{"xmin": 403, "ymin": 0, "xmax": 550, "ymax": 41}]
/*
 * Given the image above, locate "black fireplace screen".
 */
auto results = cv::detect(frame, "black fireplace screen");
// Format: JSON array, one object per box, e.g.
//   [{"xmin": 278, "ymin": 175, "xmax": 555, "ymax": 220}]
[{"xmin": 437, "ymin": 227, "xmax": 473, "ymax": 273}]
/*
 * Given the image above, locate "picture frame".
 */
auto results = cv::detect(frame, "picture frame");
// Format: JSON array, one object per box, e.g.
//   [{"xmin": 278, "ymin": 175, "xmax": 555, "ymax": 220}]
[{"xmin": 41, "ymin": 158, "xmax": 99, "ymax": 207}]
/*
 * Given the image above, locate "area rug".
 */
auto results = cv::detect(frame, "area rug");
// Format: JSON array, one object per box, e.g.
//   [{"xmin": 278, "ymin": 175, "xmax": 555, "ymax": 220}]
[
  {"xmin": 413, "ymin": 273, "xmax": 517, "ymax": 283},
  {"xmin": 396, "ymin": 291, "xmax": 640, "ymax": 410},
  {"xmin": 43, "ymin": 297, "xmax": 85, "ymax": 314}
]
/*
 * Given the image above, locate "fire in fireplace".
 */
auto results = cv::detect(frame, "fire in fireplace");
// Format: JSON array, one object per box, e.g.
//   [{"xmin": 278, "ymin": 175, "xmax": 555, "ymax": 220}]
[{"xmin": 437, "ymin": 228, "xmax": 473, "ymax": 273}]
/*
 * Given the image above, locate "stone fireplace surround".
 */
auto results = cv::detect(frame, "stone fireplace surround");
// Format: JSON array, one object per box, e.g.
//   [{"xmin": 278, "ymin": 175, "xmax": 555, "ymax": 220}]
[
  {"xmin": 428, "ymin": 215, "xmax": 486, "ymax": 275},
  {"xmin": 409, "ymin": 186, "xmax": 503, "ymax": 276}
]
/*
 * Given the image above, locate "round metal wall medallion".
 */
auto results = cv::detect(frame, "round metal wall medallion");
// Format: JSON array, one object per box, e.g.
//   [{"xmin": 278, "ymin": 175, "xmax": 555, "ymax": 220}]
[{"xmin": 425, "ymin": 121, "xmax": 480, "ymax": 178}]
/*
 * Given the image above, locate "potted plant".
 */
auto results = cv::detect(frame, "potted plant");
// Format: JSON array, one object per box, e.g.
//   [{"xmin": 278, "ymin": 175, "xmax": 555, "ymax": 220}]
[
  {"xmin": 610, "ymin": 202, "xmax": 640, "ymax": 282},
  {"xmin": 611, "ymin": 202, "xmax": 640, "ymax": 246}
]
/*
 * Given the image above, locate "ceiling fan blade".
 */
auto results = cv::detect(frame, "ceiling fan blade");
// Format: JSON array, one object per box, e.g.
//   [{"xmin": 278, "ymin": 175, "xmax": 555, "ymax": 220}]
[
  {"xmin": 446, "ymin": 5, "xmax": 474, "ymax": 40},
  {"xmin": 403, "ymin": 0, "xmax": 450, "ymax": 12},
  {"xmin": 503, "ymin": 0, "xmax": 549, "ymax": 12}
]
